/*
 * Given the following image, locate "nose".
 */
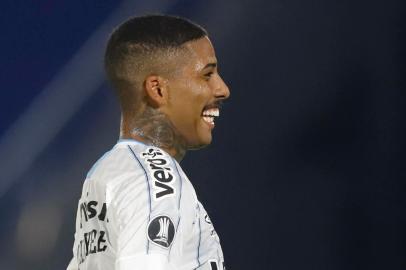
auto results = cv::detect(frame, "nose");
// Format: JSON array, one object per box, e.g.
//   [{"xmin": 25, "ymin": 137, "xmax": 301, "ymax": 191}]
[{"xmin": 214, "ymin": 75, "xmax": 230, "ymax": 100}]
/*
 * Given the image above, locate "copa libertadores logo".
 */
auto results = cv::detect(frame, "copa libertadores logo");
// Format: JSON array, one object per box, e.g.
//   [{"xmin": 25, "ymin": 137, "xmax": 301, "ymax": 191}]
[{"xmin": 148, "ymin": 216, "xmax": 175, "ymax": 248}]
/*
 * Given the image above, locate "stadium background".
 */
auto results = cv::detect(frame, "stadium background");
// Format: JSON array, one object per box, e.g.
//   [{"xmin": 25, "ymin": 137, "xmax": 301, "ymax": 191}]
[{"xmin": 1, "ymin": 0, "xmax": 405, "ymax": 269}]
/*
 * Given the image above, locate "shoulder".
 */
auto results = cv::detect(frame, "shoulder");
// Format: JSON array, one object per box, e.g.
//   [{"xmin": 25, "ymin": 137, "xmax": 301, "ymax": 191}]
[
  {"xmin": 84, "ymin": 141, "xmax": 153, "ymax": 197},
  {"xmin": 128, "ymin": 145, "xmax": 181, "ymax": 202},
  {"xmin": 87, "ymin": 141, "xmax": 182, "ymax": 203},
  {"xmin": 86, "ymin": 143, "xmax": 138, "ymax": 181}
]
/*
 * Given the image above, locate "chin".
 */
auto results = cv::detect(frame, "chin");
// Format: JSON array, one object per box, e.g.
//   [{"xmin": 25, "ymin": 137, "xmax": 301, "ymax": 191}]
[
  {"xmin": 189, "ymin": 143, "xmax": 210, "ymax": 150},
  {"xmin": 187, "ymin": 135, "xmax": 212, "ymax": 150}
]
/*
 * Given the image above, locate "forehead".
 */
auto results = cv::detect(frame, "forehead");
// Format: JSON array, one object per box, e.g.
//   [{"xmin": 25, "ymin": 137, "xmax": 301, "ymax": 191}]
[{"xmin": 182, "ymin": 37, "xmax": 217, "ymax": 71}]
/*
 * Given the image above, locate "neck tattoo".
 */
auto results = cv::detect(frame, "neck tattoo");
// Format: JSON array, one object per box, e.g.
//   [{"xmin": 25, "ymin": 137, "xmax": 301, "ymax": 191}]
[{"xmin": 129, "ymin": 107, "xmax": 186, "ymax": 160}]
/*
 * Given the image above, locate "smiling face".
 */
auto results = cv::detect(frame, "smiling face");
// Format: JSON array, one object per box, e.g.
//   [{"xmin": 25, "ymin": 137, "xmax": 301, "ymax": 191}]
[{"xmin": 161, "ymin": 37, "xmax": 230, "ymax": 149}]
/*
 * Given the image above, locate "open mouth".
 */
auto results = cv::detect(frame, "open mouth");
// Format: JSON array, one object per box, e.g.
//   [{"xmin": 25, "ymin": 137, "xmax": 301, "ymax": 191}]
[{"xmin": 201, "ymin": 107, "xmax": 220, "ymax": 126}]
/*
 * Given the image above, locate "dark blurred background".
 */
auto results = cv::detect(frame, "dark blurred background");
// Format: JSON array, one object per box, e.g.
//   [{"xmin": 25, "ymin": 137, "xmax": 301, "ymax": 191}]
[{"xmin": 1, "ymin": 0, "xmax": 405, "ymax": 269}]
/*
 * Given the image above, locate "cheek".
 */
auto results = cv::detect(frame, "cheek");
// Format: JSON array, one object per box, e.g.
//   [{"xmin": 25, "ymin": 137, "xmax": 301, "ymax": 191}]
[
  {"xmin": 168, "ymin": 80, "xmax": 211, "ymax": 129},
  {"xmin": 177, "ymin": 83, "xmax": 208, "ymax": 114}
]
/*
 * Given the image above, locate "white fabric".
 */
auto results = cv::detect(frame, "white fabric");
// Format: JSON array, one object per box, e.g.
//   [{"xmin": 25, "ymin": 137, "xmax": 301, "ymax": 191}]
[
  {"xmin": 116, "ymin": 253, "xmax": 176, "ymax": 270},
  {"xmin": 67, "ymin": 258, "xmax": 78, "ymax": 270},
  {"xmin": 67, "ymin": 139, "xmax": 225, "ymax": 270}
]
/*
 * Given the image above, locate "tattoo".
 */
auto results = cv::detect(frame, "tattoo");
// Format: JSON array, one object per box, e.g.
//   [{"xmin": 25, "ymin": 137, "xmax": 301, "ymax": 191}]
[{"xmin": 129, "ymin": 107, "xmax": 186, "ymax": 160}]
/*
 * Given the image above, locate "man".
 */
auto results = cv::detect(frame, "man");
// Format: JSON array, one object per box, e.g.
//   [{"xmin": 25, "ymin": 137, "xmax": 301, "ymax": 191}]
[{"xmin": 67, "ymin": 14, "xmax": 230, "ymax": 270}]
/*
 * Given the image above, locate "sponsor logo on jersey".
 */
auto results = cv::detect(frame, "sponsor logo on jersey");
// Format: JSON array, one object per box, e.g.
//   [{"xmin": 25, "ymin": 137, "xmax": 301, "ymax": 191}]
[
  {"xmin": 147, "ymin": 215, "xmax": 175, "ymax": 248},
  {"xmin": 77, "ymin": 199, "xmax": 109, "ymax": 265},
  {"xmin": 141, "ymin": 148, "xmax": 176, "ymax": 201}
]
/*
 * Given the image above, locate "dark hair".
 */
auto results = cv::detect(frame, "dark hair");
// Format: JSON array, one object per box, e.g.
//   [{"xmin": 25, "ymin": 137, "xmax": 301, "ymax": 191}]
[
  {"xmin": 104, "ymin": 14, "xmax": 207, "ymax": 105},
  {"xmin": 106, "ymin": 14, "xmax": 207, "ymax": 52}
]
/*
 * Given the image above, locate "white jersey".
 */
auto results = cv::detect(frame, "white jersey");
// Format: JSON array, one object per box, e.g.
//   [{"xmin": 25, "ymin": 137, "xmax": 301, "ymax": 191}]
[{"xmin": 67, "ymin": 139, "xmax": 225, "ymax": 270}]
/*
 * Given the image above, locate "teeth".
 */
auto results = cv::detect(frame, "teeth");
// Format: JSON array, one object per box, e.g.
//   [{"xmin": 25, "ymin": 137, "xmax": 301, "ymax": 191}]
[
  {"xmin": 203, "ymin": 116, "xmax": 214, "ymax": 124},
  {"xmin": 202, "ymin": 108, "xmax": 219, "ymax": 117}
]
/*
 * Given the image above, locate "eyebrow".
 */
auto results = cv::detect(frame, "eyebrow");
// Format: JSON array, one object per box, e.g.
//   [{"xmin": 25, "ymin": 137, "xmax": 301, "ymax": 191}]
[{"xmin": 202, "ymin": 63, "xmax": 217, "ymax": 70}]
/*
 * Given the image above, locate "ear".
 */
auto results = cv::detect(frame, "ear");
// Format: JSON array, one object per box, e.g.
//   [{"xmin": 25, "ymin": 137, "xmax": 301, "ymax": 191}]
[{"xmin": 144, "ymin": 75, "xmax": 168, "ymax": 107}]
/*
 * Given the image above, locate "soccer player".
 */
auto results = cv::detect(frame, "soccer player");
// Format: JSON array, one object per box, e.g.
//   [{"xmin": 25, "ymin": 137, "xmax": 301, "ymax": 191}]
[{"xmin": 67, "ymin": 14, "xmax": 230, "ymax": 270}]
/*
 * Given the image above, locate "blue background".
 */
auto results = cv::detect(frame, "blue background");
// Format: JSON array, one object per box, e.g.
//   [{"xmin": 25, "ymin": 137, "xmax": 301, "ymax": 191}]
[{"xmin": 1, "ymin": 0, "xmax": 405, "ymax": 269}]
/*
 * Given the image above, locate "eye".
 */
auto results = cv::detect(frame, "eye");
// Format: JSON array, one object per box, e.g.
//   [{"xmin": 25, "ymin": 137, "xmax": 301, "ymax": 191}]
[{"xmin": 204, "ymin": 72, "xmax": 214, "ymax": 80}]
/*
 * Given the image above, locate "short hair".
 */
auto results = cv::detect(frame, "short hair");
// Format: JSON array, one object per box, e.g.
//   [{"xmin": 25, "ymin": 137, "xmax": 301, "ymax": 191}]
[{"xmin": 104, "ymin": 14, "xmax": 207, "ymax": 111}]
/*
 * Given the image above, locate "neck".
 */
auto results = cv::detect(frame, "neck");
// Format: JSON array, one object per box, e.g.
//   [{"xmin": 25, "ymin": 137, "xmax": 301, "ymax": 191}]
[{"xmin": 121, "ymin": 107, "xmax": 186, "ymax": 162}]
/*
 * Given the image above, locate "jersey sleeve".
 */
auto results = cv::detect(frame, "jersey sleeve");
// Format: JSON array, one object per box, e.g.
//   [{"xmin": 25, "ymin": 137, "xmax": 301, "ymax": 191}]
[
  {"xmin": 116, "ymin": 253, "xmax": 176, "ymax": 270},
  {"xmin": 110, "ymin": 146, "xmax": 183, "ymax": 269}
]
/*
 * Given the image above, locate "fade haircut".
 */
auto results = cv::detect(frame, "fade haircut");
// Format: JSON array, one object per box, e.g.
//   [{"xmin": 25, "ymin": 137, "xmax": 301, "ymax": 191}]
[{"xmin": 104, "ymin": 14, "xmax": 207, "ymax": 111}]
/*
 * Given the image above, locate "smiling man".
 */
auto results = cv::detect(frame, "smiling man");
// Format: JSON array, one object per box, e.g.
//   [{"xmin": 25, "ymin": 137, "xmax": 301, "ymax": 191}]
[{"xmin": 67, "ymin": 15, "xmax": 230, "ymax": 270}]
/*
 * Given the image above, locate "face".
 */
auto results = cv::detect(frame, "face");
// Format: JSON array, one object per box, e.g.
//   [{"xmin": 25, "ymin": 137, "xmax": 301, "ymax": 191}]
[{"xmin": 162, "ymin": 37, "xmax": 230, "ymax": 149}]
